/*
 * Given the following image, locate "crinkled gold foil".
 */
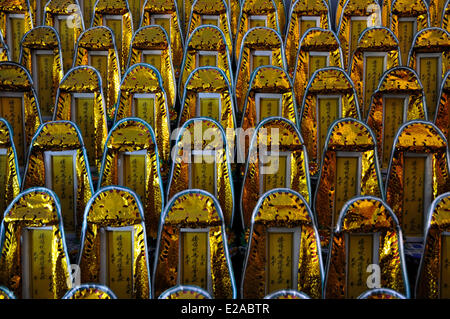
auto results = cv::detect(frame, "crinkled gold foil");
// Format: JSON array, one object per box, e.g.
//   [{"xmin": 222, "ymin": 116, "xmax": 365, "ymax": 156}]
[
  {"xmin": 129, "ymin": 25, "xmax": 177, "ymax": 122},
  {"xmin": 314, "ymin": 119, "xmax": 383, "ymax": 247},
  {"xmin": 179, "ymin": 25, "xmax": 233, "ymax": 99},
  {"xmin": 62, "ymin": 284, "xmax": 117, "ymax": 299},
  {"xmin": 385, "ymin": 120, "xmax": 450, "ymax": 238},
  {"xmin": 337, "ymin": 0, "xmax": 382, "ymax": 70},
  {"xmin": 78, "ymin": 186, "xmax": 151, "ymax": 299},
  {"xmin": 349, "ymin": 27, "xmax": 401, "ymax": 119},
  {"xmin": 0, "ymin": 62, "xmax": 42, "ymax": 167},
  {"xmin": 0, "ymin": 119, "xmax": 21, "ymax": 225},
  {"xmin": 22, "ymin": 121, "xmax": 94, "ymax": 237},
  {"xmin": 285, "ymin": 0, "xmax": 331, "ymax": 76},
  {"xmin": 299, "ymin": 67, "xmax": 360, "ymax": 176},
  {"xmin": 53, "ymin": 66, "xmax": 108, "ymax": 173},
  {"xmin": 20, "ymin": 26, "xmax": 64, "ymax": 120},
  {"xmin": 367, "ymin": 67, "xmax": 427, "ymax": 169},
  {"xmin": 74, "ymin": 26, "xmax": 121, "ymax": 121},
  {"xmin": 429, "ymin": 0, "xmax": 446, "ymax": 27},
  {"xmin": 325, "ymin": 197, "xmax": 409, "ymax": 299},
  {"xmin": 235, "ymin": 27, "xmax": 285, "ymax": 116},
  {"xmin": 153, "ymin": 190, "xmax": 236, "ymax": 298},
  {"xmin": 242, "ymin": 189, "xmax": 322, "ymax": 299},
  {"xmin": 141, "ymin": 0, "xmax": 184, "ymax": 78},
  {"xmin": 98, "ymin": 118, "xmax": 164, "ymax": 239},
  {"xmin": 241, "ymin": 117, "xmax": 310, "ymax": 230},
  {"xmin": 167, "ymin": 118, "xmax": 234, "ymax": 228},
  {"xmin": 444, "ymin": 2, "xmax": 450, "ymax": 32},
  {"xmin": 0, "ymin": 188, "xmax": 72, "ymax": 299},
  {"xmin": 227, "ymin": 0, "xmax": 240, "ymax": 44},
  {"xmin": 159, "ymin": 285, "xmax": 212, "ymax": 299},
  {"xmin": 434, "ymin": 72, "xmax": 450, "ymax": 139},
  {"xmin": 0, "ymin": 32, "xmax": 8, "ymax": 62},
  {"xmin": 114, "ymin": 63, "xmax": 171, "ymax": 180},
  {"xmin": 91, "ymin": 0, "xmax": 133, "ymax": 74},
  {"xmin": 293, "ymin": 28, "xmax": 343, "ymax": 112},
  {"xmin": 235, "ymin": 0, "xmax": 280, "ymax": 60},
  {"xmin": 179, "ymin": 67, "xmax": 236, "ymax": 151}
]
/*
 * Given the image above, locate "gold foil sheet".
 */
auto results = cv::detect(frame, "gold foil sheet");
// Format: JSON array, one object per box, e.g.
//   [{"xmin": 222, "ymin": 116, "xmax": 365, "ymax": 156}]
[
  {"xmin": 153, "ymin": 190, "xmax": 235, "ymax": 298},
  {"xmin": 179, "ymin": 25, "xmax": 232, "ymax": 99},
  {"xmin": 314, "ymin": 119, "xmax": 383, "ymax": 247},
  {"xmin": 0, "ymin": 0, "xmax": 34, "ymax": 62},
  {"xmin": 20, "ymin": 26, "xmax": 63, "ymax": 120},
  {"xmin": 178, "ymin": 67, "xmax": 236, "ymax": 151},
  {"xmin": 98, "ymin": 118, "xmax": 163, "ymax": 239},
  {"xmin": 385, "ymin": 121, "xmax": 450, "ymax": 240},
  {"xmin": 227, "ymin": 0, "xmax": 240, "ymax": 44},
  {"xmin": 44, "ymin": 0, "xmax": 84, "ymax": 73},
  {"xmin": 299, "ymin": 67, "xmax": 360, "ymax": 176},
  {"xmin": 389, "ymin": 0, "xmax": 430, "ymax": 66},
  {"xmin": 129, "ymin": 25, "xmax": 177, "ymax": 122},
  {"xmin": 78, "ymin": 186, "xmax": 151, "ymax": 299},
  {"xmin": 53, "ymin": 66, "xmax": 108, "ymax": 172},
  {"xmin": 366, "ymin": 67, "xmax": 427, "ymax": 171},
  {"xmin": 167, "ymin": 118, "xmax": 234, "ymax": 228},
  {"xmin": 0, "ymin": 32, "xmax": 9, "ymax": 61},
  {"xmin": 114, "ymin": 63, "xmax": 171, "ymax": 180},
  {"xmin": 435, "ymin": 72, "xmax": 450, "ymax": 142},
  {"xmin": 235, "ymin": 0, "xmax": 280, "ymax": 60},
  {"xmin": 241, "ymin": 66, "xmax": 297, "ymax": 161},
  {"xmin": 0, "ymin": 62, "xmax": 42, "ymax": 167},
  {"xmin": 337, "ymin": 0, "xmax": 382, "ymax": 70},
  {"xmin": 293, "ymin": 28, "xmax": 343, "ymax": 111},
  {"xmin": 62, "ymin": 284, "xmax": 117, "ymax": 299},
  {"xmin": 0, "ymin": 119, "xmax": 21, "ymax": 224},
  {"xmin": 408, "ymin": 28, "xmax": 450, "ymax": 121},
  {"xmin": 325, "ymin": 197, "xmax": 409, "ymax": 299},
  {"xmin": 241, "ymin": 117, "xmax": 310, "ymax": 230},
  {"xmin": 159, "ymin": 285, "xmax": 212, "ymax": 299},
  {"xmin": 91, "ymin": 0, "xmax": 133, "ymax": 74},
  {"xmin": 22, "ymin": 121, "xmax": 94, "ymax": 238},
  {"xmin": 235, "ymin": 27, "xmax": 285, "ymax": 116},
  {"xmin": 285, "ymin": 0, "xmax": 331, "ymax": 76},
  {"xmin": 429, "ymin": 0, "xmax": 446, "ymax": 27},
  {"xmin": 0, "ymin": 188, "xmax": 72, "ymax": 299},
  {"xmin": 74, "ymin": 26, "xmax": 121, "ymax": 121},
  {"xmin": 141, "ymin": 0, "xmax": 184, "ymax": 78},
  {"xmin": 444, "ymin": 3, "xmax": 450, "ymax": 32},
  {"xmin": 349, "ymin": 27, "xmax": 401, "ymax": 119},
  {"xmin": 242, "ymin": 189, "xmax": 322, "ymax": 299},
  {"xmin": 416, "ymin": 192, "xmax": 450, "ymax": 298}
]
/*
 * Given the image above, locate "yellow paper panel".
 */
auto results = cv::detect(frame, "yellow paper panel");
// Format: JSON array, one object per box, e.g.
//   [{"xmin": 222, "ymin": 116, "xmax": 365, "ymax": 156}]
[
  {"xmin": 191, "ymin": 153, "xmax": 215, "ymax": 195},
  {"xmin": 0, "ymin": 97, "xmax": 24, "ymax": 165},
  {"xmin": 107, "ymin": 230, "xmax": 133, "ymax": 299},
  {"xmin": 268, "ymin": 232, "xmax": 294, "ymax": 294},
  {"xmin": 441, "ymin": 234, "xmax": 450, "ymax": 298},
  {"xmin": 199, "ymin": 97, "xmax": 220, "ymax": 121},
  {"xmin": 420, "ymin": 56, "xmax": 440, "ymax": 120},
  {"xmin": 154, "ymin": 17, "xmax": 171, "ymax": 39},
  {"xmin": 309, "ymin": 55, "xmax": 328, "ymax": 79},
  {"xmin": 134, "ymin": 97, "xmax": 155, "ymax": 128},
  {"xmin": 37, "ymin": 54, "xmax": 54, "ymax": 118},
  {"xmin": 202, "ymin": 17, "xmax": 219, "ymax": 26},
  {"xmin": 75, "ymin": 98, "xmax": 95, "ymax": 167},
  {"xmin": 347, "ymin": 234, "xmax": 373, "ymax": 299},
  {"xmin": 9, "ymin": 17, "xmax": 24, "ymax": 62},
  {"xmin": 29, "ymin": 228, "xmax": 53, "ymax": 299},
  {"xmin": 260, "ymin": 98, "xmax": 280, "ymax": 121},
  {"xmin": 249, "ymin": 17, "xmax": 266, "ymax": 28},
  {"xmin": 198, "ymin": 54, "xmax": 217, "ymax": 67},
  {"xmin": 382, "ymin": 97, "xmax": 404, "ymax": 169},
  {"xmin": 318, "ymin": 97, "xmax": 340, "ymax": 154},
  {"xmin": 143, "ymin": 54, "xmax": 162, "ymax": 74},
  {"xmin": 90, "ymin": 55, "xmax": 108, "ymax": 98},
  {"xmin": 51, "ymin": 155, "xmax": 75, "ymax": 233},
  {"xmin": 252, "ymin": 54, "xmax": 271, "ymax": 71},
  {"xmin": 350, "ymin": 19, "xmax": 367, "ymax": 63},
  {"xmin": 398, "ymin": 20, "xmax": 415, "ymax": 65},
  {"xmin": 181, "ymin": 231, "xmax": 208, "ymax": 290},
  {"xmin": 123, "ymin": 153, "xmax": 146, "ymax": 206},
  {"xmin": 335, "ymin": 157, "xmax": 359, "ymax": 224},
  {"xmin": 364, "ymin": 56, "xmax": 385, "ymax": 118},
  {"xmin": 59, "ymin": 18, "xmax": 75, "ymax": 73},
  {"xmin": 263, "ymin": 154, "xmax": 288, "ymax": 192},
  {"xmin": 300, "ymin": 19, "xmax": 318, "ymax": 38},
  {"xmin": 106, "ymin": 18, "xmax": 122, "ymax": 60},
  {"xmin": 402, "ymin": 156, "xmax": 426, "ymax": 237},
  {"xmin": 0, "ymin": 153, "xmax": 7, "ymax": 214}
]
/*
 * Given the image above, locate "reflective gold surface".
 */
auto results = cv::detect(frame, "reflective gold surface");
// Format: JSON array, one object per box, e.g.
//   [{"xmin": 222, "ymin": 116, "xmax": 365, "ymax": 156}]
[
  {"xmin": 63, "ymin": 284, "xmax": 116, "ymax": 299},
  {"xmin": 435, "ymin": 72, "xmax": 450, "ymax": 142}
]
